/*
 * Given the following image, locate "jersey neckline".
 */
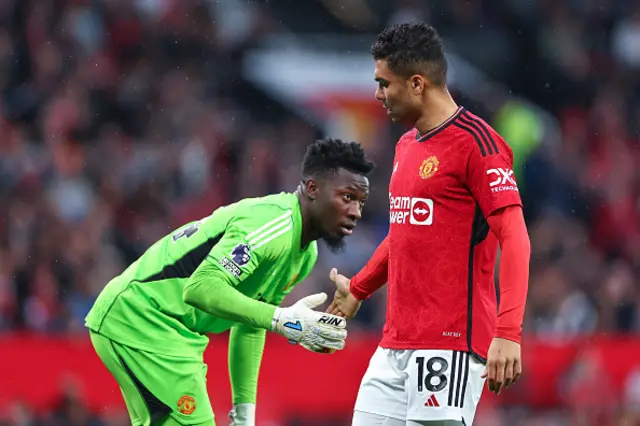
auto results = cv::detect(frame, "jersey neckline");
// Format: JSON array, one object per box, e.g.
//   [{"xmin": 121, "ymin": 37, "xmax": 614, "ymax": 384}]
[{"xmin": 415, "ymin": 106, "xmax": 465, "ymax": 143}]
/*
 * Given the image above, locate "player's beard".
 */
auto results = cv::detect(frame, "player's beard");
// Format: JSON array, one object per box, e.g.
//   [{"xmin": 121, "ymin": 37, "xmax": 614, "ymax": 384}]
[{"xmin": 322, "ymin": 234, "xmax": 346, "ymax": 253}]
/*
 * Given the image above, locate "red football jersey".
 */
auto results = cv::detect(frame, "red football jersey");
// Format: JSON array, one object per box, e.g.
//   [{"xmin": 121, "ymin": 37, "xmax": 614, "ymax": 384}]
[{"xmin": 382, "ymin": 107, "xmax": 522, "ymax": 360}]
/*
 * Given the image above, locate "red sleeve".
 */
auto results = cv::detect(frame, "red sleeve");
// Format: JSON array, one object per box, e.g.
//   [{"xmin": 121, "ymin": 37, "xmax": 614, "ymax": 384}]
[
  {"xmin": 486, "ymin": 206, "xmax": 530, "ymax": 344},
  {"xmin": 465, "ymin": 135, "xmax": 523, "ymax": 218},
  {"xmin": 349, "ymin": 236, "xmax": 389, "ymax": 301}
]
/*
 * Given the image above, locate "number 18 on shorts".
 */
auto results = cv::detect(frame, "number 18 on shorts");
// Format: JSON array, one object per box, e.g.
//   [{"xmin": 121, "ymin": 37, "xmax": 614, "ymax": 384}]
[{"xmin": 354, "ymin": 348, "xmax": 486, "ymax": 424}]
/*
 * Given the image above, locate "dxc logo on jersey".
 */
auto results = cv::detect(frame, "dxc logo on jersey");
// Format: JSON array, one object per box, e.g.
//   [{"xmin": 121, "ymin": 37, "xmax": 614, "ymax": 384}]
[
  {"xmin": 486, "ymin": 168, "xmax": 518, "ymax": 193},
  {"xmin": 487, "ymin": 168, "xmax": 516, "ymax": 186},
  {"xmin": 389, "ymin": 195, "xmax": 434, "ymax": 225}
]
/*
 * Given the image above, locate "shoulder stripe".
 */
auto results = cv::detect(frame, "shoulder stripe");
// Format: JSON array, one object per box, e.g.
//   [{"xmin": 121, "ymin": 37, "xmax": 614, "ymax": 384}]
[
  {"xmin": 246, "ymin": 210, "xmax": 293, "ymax": 248},
  {"xmin": 453, "ymin": 122, "xmax": 486, "ymax": 157},
  {"xmin": 245, "ymin": 210, "xmax": 292, "ymax": 240},
  {"xmin": 458, "ymin": 114, "xmax": 493, "ymax": 155},
  {"xmin": 252, "ymin": 223, "xmax": 294, "ymax": 249},
  {"xmin": 461, "ymin": 112, "xmax": 499, "ymax": 154}
]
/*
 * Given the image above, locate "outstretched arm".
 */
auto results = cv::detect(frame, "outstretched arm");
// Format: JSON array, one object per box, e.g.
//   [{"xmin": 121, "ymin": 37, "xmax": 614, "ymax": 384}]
[
  {"xmin": 328, "ymin": 236, "xmax": 389, "ymax": 318},
  {"xmin": 349, "ymin": 236, "xmax": 390, "ymax": 300},
  {"xmin": 184, "ymin": 206, "xmax": 347, "ymax": 351},
  {"xmin": 184, "ymin": 265, "xmax": 346, "ymax": 352},
  {"xmin": 183, "ymin": 264, "xmax": 275, "ymax": 329}
]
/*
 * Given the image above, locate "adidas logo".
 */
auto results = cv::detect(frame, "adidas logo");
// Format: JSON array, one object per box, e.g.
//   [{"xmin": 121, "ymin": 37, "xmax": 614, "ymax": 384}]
[{"xmin": 424, "ymin": 394, "xmax": 440, "ymax": 407}]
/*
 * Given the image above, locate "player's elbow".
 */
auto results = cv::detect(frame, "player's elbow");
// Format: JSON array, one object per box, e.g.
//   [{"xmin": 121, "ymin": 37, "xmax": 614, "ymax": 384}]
[
  {"xmin": 502, "ymin": 221, "xmax": 530, "ymax": 255},
  {"xmin": 183, "ymin": 276, "xmax": 227, "ymax": 315},
  {"xmin": 182, "ymin": 282, "xmax": 199, "ymax": 307},
  {"xmin": 183, "ymin": 277, "xmax": 213, "ymax": 309},
  {"xmin": 513, "ymin": 213, "xmax": 531, "ymax": 257},
  {"xmin": 522, "ymin": 230, "xmax": 531, "ymax": 255}
]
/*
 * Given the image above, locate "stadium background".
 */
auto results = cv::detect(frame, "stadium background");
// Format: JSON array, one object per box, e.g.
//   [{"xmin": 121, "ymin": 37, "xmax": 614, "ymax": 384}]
[{"xmin": 0, "ymin": 0, "xmax": 639, "ymax": 425}]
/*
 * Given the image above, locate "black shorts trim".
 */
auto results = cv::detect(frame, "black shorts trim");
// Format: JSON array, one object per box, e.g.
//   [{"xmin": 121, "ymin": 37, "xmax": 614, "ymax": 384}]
[{"xmin": 110, "ymin": 340, "xmax": 172, "ymax": 422}]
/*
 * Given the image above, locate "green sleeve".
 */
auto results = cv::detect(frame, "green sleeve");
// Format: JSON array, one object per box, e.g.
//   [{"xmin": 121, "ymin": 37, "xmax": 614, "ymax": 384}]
[
  {"xmin": 228, "ymin": 324, "xmax": 266, "ymax": 404},
  {"xmin": 183, "ymin": 205, "xmax": 294, "ymax": 327},
  {"xmin": 183, "ymin": 262, "xmax": 275, "ymax": 329}
]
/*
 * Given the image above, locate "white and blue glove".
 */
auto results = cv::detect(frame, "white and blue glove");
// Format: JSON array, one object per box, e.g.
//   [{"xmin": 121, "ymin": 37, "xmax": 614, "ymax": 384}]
[
  {"xmin": 229, "ymin": 403, "xmax": 255, "ymax": 426},
  {"xmin": 271, "ymin": 293, "xmax": 347, "ymax": 352}
]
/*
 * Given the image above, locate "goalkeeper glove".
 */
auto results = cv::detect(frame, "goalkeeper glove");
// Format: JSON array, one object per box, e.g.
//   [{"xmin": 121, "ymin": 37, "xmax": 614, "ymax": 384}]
[
  {"xmin": 271, "ymin": 293, "xmax": 347, "ymax": 351},
  {"xmin": 228, "ymin": 403, "xmax": 255, "ymax": 426}
]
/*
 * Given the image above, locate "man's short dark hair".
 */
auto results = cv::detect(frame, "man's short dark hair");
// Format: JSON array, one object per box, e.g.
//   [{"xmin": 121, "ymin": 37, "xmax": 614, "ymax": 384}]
[
  {"xmin": 301, "ymin": 138, "xmax": 375, "ymax": 179},
  {"xmin": 370, "ymin": 22, "xmax": 447, "ymax": 86}
]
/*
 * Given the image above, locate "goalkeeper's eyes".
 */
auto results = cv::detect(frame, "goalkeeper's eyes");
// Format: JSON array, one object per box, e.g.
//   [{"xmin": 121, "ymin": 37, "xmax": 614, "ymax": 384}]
[
  {"xmin": 344, "ymin": 193, "xmax": 364, "ymax": 204},
  {"xmin": 343, "ymin": 193, "xmax": 366, "ymax": 210}
]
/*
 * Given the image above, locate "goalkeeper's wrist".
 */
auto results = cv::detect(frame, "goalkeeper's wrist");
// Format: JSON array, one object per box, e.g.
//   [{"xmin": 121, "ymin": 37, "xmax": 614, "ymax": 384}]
[
  {"xmin": 245, "ymin": 302, "xmax": 276, "ymax": 331},
  {"xmin": 271, "ymin": 307, "xmax": 283, "ymax": 332}
]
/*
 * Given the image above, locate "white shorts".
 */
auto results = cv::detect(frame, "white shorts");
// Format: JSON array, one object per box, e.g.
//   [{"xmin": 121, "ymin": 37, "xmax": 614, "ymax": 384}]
[{"xmin": 354, "ymin": 347, "xmax": 486, "ymax": 425}]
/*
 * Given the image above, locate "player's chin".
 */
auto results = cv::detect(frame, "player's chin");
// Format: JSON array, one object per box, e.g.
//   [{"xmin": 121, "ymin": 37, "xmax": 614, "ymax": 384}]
[
  {"xmin": 322, "ymin": 233, "xmax": 346, "ymax": 253},
  {"xmin": 386, "ymin": 108, "xmax": 401, "ymax": 122},
  {"xmin": 388, "ymin": 109, "xmax": 412, "ymax": 124}
]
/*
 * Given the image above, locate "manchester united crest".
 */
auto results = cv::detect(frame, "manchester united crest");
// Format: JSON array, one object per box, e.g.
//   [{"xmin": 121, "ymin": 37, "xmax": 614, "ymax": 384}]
[
  {"xmin": 419, "ymin": 156, "xmax": 439, "ymax": 180},
  {"xmin": 177, "ymin": 395, "xmax": 196, "ymax": 415}
]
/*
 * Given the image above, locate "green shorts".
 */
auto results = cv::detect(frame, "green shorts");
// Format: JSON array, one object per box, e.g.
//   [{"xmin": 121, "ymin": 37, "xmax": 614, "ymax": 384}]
[{"xmin": 90, "ymin": 330, "xmax": 215, "ymax": 426}]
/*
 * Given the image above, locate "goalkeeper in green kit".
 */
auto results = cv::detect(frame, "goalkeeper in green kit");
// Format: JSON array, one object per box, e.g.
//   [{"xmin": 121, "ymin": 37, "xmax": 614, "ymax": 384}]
[{"xmin": 85, "ymin": 138, "xmax": 375, "ymax": 426}]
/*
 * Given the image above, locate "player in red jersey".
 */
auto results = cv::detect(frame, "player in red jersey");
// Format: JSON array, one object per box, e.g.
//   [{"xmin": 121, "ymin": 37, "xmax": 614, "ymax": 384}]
[{"xmin": 327, "ymin": 22, "xmax": 531, "ymax": 425}]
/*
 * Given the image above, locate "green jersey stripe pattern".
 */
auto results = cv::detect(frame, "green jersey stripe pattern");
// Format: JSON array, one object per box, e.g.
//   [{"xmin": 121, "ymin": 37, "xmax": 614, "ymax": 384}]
[{"xmin": 246, "ymin": 210, "xmax": 293, "ymax": 249}]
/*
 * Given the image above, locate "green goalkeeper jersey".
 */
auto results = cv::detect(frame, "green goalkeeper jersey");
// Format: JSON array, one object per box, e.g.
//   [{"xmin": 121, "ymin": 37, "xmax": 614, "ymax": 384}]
[{"xmin": 85, "ymin": 192, "xmax": 317, "ymax": 358}]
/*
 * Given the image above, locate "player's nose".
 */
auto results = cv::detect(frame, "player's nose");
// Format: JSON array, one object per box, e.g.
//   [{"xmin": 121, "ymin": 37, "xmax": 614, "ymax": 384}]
[
  {"xmin": 375, "ymin": 87, "xmax": 385, "ymax": 101},
  {"xmin": 347, "ymin": 205, "xmax": 362, "ymax": 221}
]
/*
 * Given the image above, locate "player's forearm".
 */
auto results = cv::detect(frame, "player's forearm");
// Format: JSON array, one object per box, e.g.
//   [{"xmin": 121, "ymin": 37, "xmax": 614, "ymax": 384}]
[
  {"xmin": 350, "ymin": 236, "xmax": 389, "ymax": 300},
  {"xmin": 183, "ymin": 267, "xmax": 275, "ymax": 330},
  {"xmin": 487, "ymin": 206, "xmax": 530, "ymax": 343},
  {"xmin": 228, "ymin": 324, "xmax": 266, "ymax": 404},
  {"xmin": 495, "ymin": 235, "xmax": 530, "ymax": 343}
]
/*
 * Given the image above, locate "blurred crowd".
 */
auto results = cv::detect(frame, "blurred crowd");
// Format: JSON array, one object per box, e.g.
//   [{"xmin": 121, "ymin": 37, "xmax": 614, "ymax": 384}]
[
  {"xmin": 0, "ymin": 0, "xmax": 311, "ymax": 334},
  {"xmin": 0, "ymin": 0, "xmax": 638, "ymax": 425}
]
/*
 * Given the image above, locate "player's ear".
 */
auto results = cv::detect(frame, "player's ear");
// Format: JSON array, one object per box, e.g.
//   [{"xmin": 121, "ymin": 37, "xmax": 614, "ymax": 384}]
[
  {"xmin": 410, "ymin": 75, "xmax": 426, "ymax": 95},
  {"xmin": 304, "ymin": 178, "xmax": 319, "ymax": 200}
]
